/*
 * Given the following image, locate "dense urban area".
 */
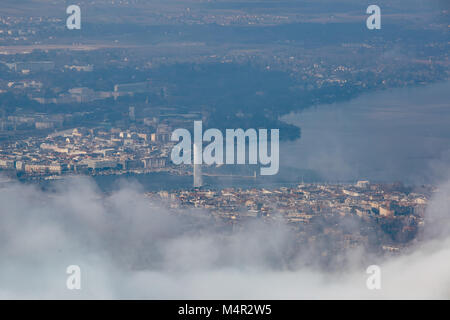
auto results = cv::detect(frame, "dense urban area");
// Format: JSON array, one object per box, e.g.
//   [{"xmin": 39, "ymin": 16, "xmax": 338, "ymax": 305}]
[{"xmin": 148, "ymin": 181, "xmax": 432, "ymax": 256}]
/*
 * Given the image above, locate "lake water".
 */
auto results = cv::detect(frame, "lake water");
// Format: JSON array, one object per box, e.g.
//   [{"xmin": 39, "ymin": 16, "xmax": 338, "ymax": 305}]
[{"xmin": 280, "ymin": 81, "xmax": 450, "ymax": 184}]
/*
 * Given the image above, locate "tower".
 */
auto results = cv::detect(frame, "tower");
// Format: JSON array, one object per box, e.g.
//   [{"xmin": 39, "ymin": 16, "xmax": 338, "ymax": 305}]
[
  {"xmin": 193, "ymin": 141, "xmax": 203, "ymax": 188},
  {"xmin": 129, "ymin": 106, "xmax": 135, "ymax": 121}
]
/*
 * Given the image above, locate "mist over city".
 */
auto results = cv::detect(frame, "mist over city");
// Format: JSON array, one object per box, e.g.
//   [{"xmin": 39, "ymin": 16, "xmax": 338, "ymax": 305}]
[{"xmin": 0, "ymin": 0, "xmax": 449, "ymax": 301}]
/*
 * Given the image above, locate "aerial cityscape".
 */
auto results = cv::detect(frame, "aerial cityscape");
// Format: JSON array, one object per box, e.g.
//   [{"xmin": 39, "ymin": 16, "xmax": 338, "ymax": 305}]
[{"xmin": 0, "ymin": 0, "xmax": 449, "ymax": 302}]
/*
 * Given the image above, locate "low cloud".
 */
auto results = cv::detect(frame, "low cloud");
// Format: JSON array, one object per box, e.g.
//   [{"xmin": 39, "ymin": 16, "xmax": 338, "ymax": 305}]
[{"xmin": 0, "ymin": 175, "xmax": 450, "ymax": 299}]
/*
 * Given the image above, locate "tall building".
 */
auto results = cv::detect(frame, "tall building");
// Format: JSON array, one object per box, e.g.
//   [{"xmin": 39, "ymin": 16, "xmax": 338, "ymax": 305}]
[
  {"xmin": 114, "ymin": 82, "xmax": 149, "ymax": 93},
  {"xmin": 69, "ymin": 87, "xmax": 96, "ymax": 103},
  {"xmin": 193, "ymin": 141, "xmax": 203, "ymax": 188},
  {"xmin": 129, "ymin": 106, "xmax": 135, "ymax": 121}
]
